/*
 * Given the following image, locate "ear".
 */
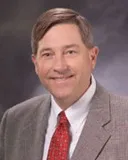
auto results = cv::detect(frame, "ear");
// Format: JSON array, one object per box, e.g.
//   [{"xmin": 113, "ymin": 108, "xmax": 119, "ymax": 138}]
[
  {"xmin": 31, "ymin": 54, "xmax": 39, "ymax": 75},
  {"xmin": 89, "ymin": 46, "xmax": 99, "ymax": 69}
]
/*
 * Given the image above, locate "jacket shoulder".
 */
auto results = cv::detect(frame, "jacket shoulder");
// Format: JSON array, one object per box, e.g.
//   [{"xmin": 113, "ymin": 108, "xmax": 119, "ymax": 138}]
[
  {"xmin": 3, "ymin": 94, "xmax": 50, "ymax": 120},
  {"xmin": 109, "ymin": 92, "xmax": 128, "ymax": 105}
]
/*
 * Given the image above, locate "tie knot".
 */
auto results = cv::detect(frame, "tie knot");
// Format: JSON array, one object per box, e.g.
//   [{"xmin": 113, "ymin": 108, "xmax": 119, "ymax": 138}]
[{"xmin": 58, "ymin": 111, "xmax": 69, "ymax": 125}]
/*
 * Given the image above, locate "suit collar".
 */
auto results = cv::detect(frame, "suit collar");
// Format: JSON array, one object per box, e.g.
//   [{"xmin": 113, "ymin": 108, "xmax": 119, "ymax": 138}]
[{"xmin": 71, "ymin": 83, "xmax": 111, "ymax": 160}]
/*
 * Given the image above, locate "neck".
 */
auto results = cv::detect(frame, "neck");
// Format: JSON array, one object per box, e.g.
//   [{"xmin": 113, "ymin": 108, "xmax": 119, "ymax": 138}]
[{"xmin": 54, "ymin": 86, "xmax": 90, "ymax": 110}]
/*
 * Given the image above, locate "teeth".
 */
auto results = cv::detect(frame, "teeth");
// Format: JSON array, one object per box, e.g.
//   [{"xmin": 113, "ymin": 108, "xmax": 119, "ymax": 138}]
[
  {"xmin": 55, "ymin": 77, "xmax": 66, "ymax": 79},
  {"xmin": 56, "ymin": 77, "xmax": 65, "ymax": 79},
  {"xmin": 51, "ymin": 76, "xmax": 73, "ymax": 80}
]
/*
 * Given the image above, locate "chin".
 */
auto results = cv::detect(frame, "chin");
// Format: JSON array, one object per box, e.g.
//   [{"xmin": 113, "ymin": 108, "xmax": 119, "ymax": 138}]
[{"xmin": 52, "ymin": 91, "xmax": 70, "ymax": 100}]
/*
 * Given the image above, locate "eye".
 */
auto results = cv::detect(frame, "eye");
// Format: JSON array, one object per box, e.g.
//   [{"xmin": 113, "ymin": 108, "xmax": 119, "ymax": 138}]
[
  {"xmin": 66, "ymin": 50, "xmax": 77, "ymax": 55},
  {"xmin": 41, "ymin": 52, "xmax": 53, "ymax": 59},
  {"xmin": 43, "ymin": 53, "xmax": 51, "ymax": 57},
  {"xmin": 40, "ymin": 52, "xmax": 54, "ymax": 60}
]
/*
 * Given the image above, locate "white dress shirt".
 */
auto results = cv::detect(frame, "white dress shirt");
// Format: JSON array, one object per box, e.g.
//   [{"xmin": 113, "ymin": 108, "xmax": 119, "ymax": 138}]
[{"xmin": 42, "ymin": 75, "xmax": 96, "ymax": 160}]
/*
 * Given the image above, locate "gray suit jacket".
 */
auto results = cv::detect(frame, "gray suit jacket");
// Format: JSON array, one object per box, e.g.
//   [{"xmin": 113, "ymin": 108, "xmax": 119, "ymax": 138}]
[{"xmin": 1, "ymin": 83, "xmax": 128, "ymax": 160}]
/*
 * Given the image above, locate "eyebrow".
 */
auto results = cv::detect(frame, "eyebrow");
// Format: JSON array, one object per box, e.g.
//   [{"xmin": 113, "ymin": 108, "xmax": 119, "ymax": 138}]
[
  {"xmin": 63, "ymin": 44, "xmax": 79, "ymax": 50},
  {"xmin": 39, "ymin": 44, "xmax": 79, "ymax": 54},
  {"xmin": 39, "ymin": 48, "xmax": 52, "ymax": 54}
]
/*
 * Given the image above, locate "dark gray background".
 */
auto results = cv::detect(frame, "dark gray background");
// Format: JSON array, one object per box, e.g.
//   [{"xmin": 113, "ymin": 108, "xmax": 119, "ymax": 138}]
[{"xmin": 0, "ymin": 0, "xmax": 128, "ymax": 112}]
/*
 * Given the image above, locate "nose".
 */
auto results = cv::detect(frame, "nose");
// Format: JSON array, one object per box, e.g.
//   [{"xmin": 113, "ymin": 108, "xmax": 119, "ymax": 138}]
[{"xmin": 53, "ymin": 55, "xmax": 68, "ymax": 74}]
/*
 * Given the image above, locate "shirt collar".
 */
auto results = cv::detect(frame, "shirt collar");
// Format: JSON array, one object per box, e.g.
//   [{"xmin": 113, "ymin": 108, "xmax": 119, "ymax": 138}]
[{"xmin": 51, "ymin": 75, "xmax": 96, "ymax": 127}]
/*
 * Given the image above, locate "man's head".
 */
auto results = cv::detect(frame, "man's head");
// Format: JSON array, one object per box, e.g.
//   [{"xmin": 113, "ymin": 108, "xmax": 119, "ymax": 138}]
[
  {"xmin": 32, "ymin": 8, "xmax": 99, "ymax": 109},
  {"xmin": 31, "ymin": 8, "xmax": 94, "ymax": 55}
]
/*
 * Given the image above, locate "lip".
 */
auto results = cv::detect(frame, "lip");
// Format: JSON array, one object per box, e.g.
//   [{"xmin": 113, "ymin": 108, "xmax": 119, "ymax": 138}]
[
  {"xmin": 50, "ymin": 75, "xmax": 74, "ymax": 82},
  {"xmin": 50, "ymin": 75, "xmax": 73, "ymax": 79}
]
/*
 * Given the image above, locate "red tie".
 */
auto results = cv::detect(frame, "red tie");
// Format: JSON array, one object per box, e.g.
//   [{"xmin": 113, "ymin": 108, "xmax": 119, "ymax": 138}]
[{"xmin": 47, "ymin": 111, "xmax": 70, "ymax": 160}]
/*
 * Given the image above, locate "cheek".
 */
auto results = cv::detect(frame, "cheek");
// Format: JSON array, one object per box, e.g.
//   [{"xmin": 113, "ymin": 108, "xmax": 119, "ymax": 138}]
[
  {"xmin": 77, "ymin": 58, "xmax": 92, "ymax": 77},
  {"xmin": 38, "ymin": 62, "xmax": 52, "ymax": 77},
  {"xmin": 78, "ymin": 56, "xmax": 91, "ymax": 70}
]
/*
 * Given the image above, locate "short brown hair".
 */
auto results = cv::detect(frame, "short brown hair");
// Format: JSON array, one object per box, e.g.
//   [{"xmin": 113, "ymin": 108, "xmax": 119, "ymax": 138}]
[{"xmin": 31, "ymin": 8, "xmax": 94, "ymax": 54}]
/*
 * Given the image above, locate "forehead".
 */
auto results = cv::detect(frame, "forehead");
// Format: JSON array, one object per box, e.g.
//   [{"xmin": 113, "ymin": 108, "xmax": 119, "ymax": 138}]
[{"xmin": 38, "ymin": 23, "xmax": 84, "ymax": 48}]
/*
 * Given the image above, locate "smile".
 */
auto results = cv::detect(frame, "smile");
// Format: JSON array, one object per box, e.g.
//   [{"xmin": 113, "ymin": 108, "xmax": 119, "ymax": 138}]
[
  {"xmin": 50, "ymin": 75, "xmax": 74, "ymax": 82},
  {"xmin": 51, "ymin": 75, "xmax": 73, "ymax": 79}
]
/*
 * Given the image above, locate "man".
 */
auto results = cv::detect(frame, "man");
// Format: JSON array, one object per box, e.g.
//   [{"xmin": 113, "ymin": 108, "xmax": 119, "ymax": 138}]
[{"xmin": 0, "ymin": 8, "xmax": 128, "ymax": 160}]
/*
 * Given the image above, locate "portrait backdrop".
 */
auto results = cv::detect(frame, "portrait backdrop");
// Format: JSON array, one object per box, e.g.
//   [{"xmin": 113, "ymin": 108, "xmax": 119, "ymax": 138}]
[{"xmin": 0, "ymin": 0, "xmax": 128, "ymax": 111}]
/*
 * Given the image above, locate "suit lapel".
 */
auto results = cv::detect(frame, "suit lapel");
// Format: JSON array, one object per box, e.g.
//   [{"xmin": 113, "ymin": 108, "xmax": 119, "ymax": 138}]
[
  {"xmin": 71, "ymin": 83, "xmax": 111, "ymax": 160},
  {"xmin": 19, "ymin": 95, "xmax": 51, "ymax": 160}
]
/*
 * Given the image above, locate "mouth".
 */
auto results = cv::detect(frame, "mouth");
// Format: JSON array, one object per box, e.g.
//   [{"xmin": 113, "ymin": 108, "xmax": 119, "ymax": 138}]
[{"xmin": 50, "ymin": 75, "xmax": 74, "ymax": 82}]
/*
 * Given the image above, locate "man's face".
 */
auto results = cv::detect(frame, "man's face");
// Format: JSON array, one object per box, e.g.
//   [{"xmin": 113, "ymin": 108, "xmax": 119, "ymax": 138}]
[{"xmin": 32, "ymin": 23, "xmax": 98, "ymax": 108}]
